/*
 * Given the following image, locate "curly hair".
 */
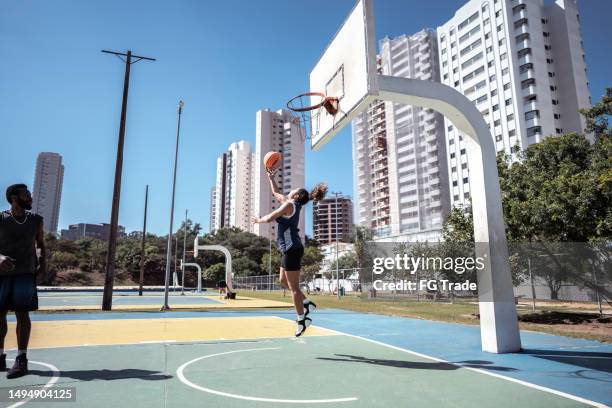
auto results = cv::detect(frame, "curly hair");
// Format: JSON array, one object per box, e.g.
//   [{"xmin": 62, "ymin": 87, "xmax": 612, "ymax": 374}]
[
  {"xmin": 6, "ymin": 184, "xmax": 28, "ymax": 204},
  {"xmin": 295, "ymin": 183, "xmax": 328, "ymax": 205}
]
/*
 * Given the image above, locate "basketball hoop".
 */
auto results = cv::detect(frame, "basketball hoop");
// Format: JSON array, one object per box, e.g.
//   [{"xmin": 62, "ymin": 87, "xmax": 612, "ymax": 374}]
[{"xmin": 286, "ymin": 92, "xmax": 339, "ymax": 141}]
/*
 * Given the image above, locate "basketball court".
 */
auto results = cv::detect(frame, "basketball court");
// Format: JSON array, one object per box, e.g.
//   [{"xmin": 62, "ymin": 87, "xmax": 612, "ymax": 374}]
[
  {"xmin": 35, "ymin": 290, "xmax": 291, "ymax": 311},
  {"xmin": 2, "ymin": 309, "xmax": 610, "ymax": 407}
]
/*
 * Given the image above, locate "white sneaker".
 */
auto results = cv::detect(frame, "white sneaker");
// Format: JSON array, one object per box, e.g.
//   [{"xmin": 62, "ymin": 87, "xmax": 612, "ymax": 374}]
[{"xmin": 295, "ymin": 317, "xmax": 312, "ymax": 337}]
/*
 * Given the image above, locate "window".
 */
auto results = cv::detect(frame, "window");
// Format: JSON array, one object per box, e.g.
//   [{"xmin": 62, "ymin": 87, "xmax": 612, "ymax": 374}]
[
  {"xmin": 462, "ymin": 65, "xmax": 484, "ymax": 82},
  {"xmin": 509, "ymin": 129, "xmax": 516, "ymax": 137},
  {"xmin": 527, "ymin": 126, "xmax": 541, "ymax": 137},
  {"xmin": 463, "ymin": 177, "xmax": 469, "ymax": 184},
  {"xmin": 548, "ymin": 72, "xmax": 555, "ymax": 78},
  {"xmin": 516, "ymin": 33, "xmax": 530, "ymax": 43},
  {"xmin": 517, "ymin": 48, "xmax": 532, "ymax": 58},
  {"xmin": 514, "ymin": 18, "xmax": 528, "ymax": 29},
  {"xmin": 496, "ymin": 134, "xmax": 503, "ymax": 141},
  {"xmin": 462, "ymin": 163, "xmax": 468, "ymax": 169},
  {"xmin": 521, "ymin": 78, "xmax": 535, "ymax": 88},
  {"xmin": 448, "ymin": 125, "xmax": 454, "ymax": 131},
  {"xmin": 460, "ymin": 39, "xmax": 482, "ymax": 56},
  {"xmin": 525, "ymin": 110, "xmax": 539, "ymax": 120},
  {"xmin": 488, "ymin": 61, "xmax": 494, "ymax": 68},
  {"xmin": 490, "ymin": 74, "xmax": 496, "ymax": 82},
  {"xmin": 494, "ymin": 119, "xmax": 501, "ymax": 127},
  {"xmin": 554, "ymin": 113, "xmax": 561, "ymax": 119},
  {"xmin": 519, "ymin": 62, "xmax": 533, "ymax": 73},
  {"xmin": 450, "ymin": 153, "xmax": 456, "ymax": 159},
  {"xmin": 498, "ymin": 38, "xmax": 506, "ymax": 46},
  {"xmin": 500, "ymin": 52, "xmax": 507, "ymax": 60},
  {"xmin": 459, "ymin": 25, "xmax": 481, "ymax": 43},
  {"xmin": 493, "ymin": 104, "xmax": 499, "ymax": 111},
  {"xmin": 546, "ymin": 58, "xmax": 554, "ymax": 64},
  {"xmin": 452, "ymin": 55, "xmax": 457, "ymax": 61},
  {"xmin": 491, "ymin": 89, "xmax": 498, "ymax": 96},
  {"xmin": 545, "ymin": 44, "xmax": 552, "ymax": 50},
  {"xmin": 495, "ymin": 10, "xmax": 501, "ymax": 18},
  {"xmin": 453, "ymin": 67, "xmax": 458, "ymax": 73},
  {"xmin": 507, "ymin": 114, "xmax": 514, "ymax": 121},
  {"xmin": 552, "ymin": 99, "xmax": 559, "ymax": 105},
  {"xmin": 458, "ymin": 12, "xmax": 479, "ymax": 30},
  {"xmin": 497, "ymin": 24, "xmax": 503, "ymax": 32},
  {"xmin": 543, "ymin": 31, "xmax": 550, "ymax": 37},
  {"xmin": 455, "ymin": 80, "xmax": 460, "ymax": 86},
  {"xmin": 556, "ymin": 128, "xmax": 563, "ymax": 134},
  {"xmin": 503, "ymin": 83, "xmax": 510, "ymax": 90},
  {"xmin": 474, "ymin": 94, "xmax": 488, "ymax": 105},
  {"xmin": 505, "ymin": 98, "xmax": 512, "ymax": 106},
  {"xmin": 461, "ymin": 51, "xmax": 483, "ymax": 70},
  {"xmin": 441, "ymin": 48, "xmax": 447, "ymax": 54},
  {"xmin": 502, "ymin": 67, "xmax": 509, "ymax": 76},
  {"xmin": 486, "ymin": 46, "xmax": 493, "ymax": 53}
]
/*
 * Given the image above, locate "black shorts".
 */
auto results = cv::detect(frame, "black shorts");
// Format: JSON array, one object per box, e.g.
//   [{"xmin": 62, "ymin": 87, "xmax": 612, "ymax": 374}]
[
  {"xmin": 0, "ymin": 273, "xmax": 38, "ymax": 312},
  {"xmin": 281, "ymin": 246, "xmax": 304, "ymax": 271}
]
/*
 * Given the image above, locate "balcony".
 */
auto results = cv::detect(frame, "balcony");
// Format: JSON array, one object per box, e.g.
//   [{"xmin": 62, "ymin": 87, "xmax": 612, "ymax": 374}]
[
  {"xmin": 521, "ymin": 84, "xmax": 536, "ymax": 98},
  {"xmin": 525, "ymin": 116, "xmax": 540, "ymax": 128},
  {"xmin": 523, "ymin": 100, "xmax": 538, "ymax": 111},
  {"xmin": 519, "ymin": 68, "xmax": 535, "ymax": 82},
  {"xmin": 516, "ymin": 38, "xmax": 530, "ymax": 51},
  {"xmin": 518, "ymin": 53, "xmax": 533, "ymax": 67}
]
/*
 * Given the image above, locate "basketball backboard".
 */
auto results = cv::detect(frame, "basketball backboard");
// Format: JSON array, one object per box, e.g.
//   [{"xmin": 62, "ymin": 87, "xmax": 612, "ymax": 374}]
[{"xmin": 309, "ymin": 0, "xmax": 378, "ymax": 150}]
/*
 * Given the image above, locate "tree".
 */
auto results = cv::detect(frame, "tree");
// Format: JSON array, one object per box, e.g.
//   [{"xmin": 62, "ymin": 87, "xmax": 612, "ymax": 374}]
[
  {"xmin": 580, "ymin": 87, "xmax": 611, "ymax": 138},
  {"xmin": 301, "ymin": 245, "xmax": 324, "ymax": 282},
  {"xmin": 204, "ymin": 263, "xmax": 225, "ymax": 282},
  {"xmin": 351, "ymin": 225, "xmax": 374, "ymax": 285}
]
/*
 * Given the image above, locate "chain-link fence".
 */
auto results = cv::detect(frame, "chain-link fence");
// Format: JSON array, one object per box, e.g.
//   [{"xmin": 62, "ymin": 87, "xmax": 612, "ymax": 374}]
[{"xmin": 234, "ymin": 242, "xmax": 611, "ymax": 311}]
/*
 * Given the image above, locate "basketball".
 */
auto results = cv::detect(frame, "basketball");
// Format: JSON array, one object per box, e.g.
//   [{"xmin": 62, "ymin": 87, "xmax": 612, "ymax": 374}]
[{"xmin": 264, "ymin": 151, "xmax": 282, "ymax": 171}]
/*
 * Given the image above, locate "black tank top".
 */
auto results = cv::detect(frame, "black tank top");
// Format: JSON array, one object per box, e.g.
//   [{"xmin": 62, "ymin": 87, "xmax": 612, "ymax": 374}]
[{"xmin": 0, "ymin": 210, "xmax": 42, "ymax": 275}]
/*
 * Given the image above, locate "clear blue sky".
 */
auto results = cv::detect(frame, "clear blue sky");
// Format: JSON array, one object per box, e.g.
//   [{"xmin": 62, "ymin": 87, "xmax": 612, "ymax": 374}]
[{"xmin": 1, "ymin": 0, "xmax": 610, "ymax": 236}]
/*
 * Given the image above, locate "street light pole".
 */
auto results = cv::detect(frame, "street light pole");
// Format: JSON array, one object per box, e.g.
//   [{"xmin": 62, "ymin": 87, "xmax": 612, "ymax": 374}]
[
  {"xmin": 162, "ymin": 100, "xmax": 184, "ymax": 311},
  {"xmin": 138, "ymin": 185, "xmax": 149, "ymax": 296},
  {"xmin": 181, "ymin": 209, "xmax": 188, "ymax": 296},
  {"xmin": 333, "ymin": 191, "xmax": 342, "ymax": 300},
  {"xmin": 101, "ymin": 49, "xmax": 155, "ymax": 311}
]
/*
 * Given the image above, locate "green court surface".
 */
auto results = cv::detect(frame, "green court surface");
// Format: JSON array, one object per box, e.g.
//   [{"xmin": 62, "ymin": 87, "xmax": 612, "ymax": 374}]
[{"xmin": 1, "ymin": 335, "xmax": 592, "ymax": 408}]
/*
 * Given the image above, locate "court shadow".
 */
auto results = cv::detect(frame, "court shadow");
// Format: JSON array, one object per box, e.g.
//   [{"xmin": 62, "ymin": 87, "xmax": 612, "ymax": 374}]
[
  {"xmin": 522, "ymin": 349, "xmax": 612, "ymax": 373},
  {"xmin": 28, "ymin": 368, "xmax": 172, "ymax": 381},
  {"xmin": 317, "ymin": 354, "xmax": 517, "ymax": 372}
]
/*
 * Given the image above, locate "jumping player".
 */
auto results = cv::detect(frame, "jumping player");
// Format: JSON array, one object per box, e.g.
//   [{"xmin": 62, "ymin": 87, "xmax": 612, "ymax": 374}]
[
  {"xmin": 253, "ymin": 170, "xmax": 327, "ymax": 336},
  {"xmin": 0, "ymin": 184, "xmax": 46, "ymax": 379}
]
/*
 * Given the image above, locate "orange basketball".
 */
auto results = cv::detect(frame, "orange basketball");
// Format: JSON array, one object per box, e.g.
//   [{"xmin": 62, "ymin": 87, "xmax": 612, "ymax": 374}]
[{"xmin": 264, "ymin": 151, "xmax": 282, "ymax": 171}]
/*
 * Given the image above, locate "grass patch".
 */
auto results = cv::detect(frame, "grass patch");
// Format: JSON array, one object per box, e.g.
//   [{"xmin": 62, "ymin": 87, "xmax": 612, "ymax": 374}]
[{"xmin": 243, "ymin": 290, "xmax": 612, "ymax": 343}]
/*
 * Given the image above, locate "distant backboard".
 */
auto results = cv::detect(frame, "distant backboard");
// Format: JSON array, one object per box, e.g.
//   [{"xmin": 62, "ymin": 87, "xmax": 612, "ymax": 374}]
[{"xmin": 310, "ymin": 0, "xmax": 378, "ymax": 151}]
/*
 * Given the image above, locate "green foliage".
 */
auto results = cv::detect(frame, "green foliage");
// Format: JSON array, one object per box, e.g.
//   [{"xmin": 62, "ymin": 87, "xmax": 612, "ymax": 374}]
[
  {"xmin": 204, "ymin": 263, "xmax": 225, "ymax": 281},
  {"xmin": 580, "ymin": 87, "xmax": 611, "ymax": 137}
]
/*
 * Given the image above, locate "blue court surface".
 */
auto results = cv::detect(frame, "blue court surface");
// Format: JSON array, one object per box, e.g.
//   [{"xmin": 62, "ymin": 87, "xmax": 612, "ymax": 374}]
[{"xmin": 2, "ymin": 309, "xmax": 611, "ymax": 407}]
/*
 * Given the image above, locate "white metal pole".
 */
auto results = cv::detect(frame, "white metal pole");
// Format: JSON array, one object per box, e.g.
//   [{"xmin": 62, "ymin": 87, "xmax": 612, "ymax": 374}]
[
  {"xmin": 162, "ymin": 100, "xmax": 184, "ymax": 311},
  {"xmin": 181, "ymin": 209, "xmax": 188, "ymax": 296}
]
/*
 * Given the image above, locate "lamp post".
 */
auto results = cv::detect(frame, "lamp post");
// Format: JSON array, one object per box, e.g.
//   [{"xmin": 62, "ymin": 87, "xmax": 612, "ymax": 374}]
[
  {"xmin": 181, "ymin": 209, "xmax": 188, "ymax": 296},
  {"xmin": 332, "ymin": 191, "xmax": 342, "ymax": 300},
  {"xmin": 162, "ymin": 100, "xmax": 184, "ymax": 311}
]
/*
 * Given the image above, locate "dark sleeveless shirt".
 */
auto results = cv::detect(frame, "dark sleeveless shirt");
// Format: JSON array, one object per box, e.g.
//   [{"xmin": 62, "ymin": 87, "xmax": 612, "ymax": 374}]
[
  {"xmin": 0, "ymin": 210, "xmax": 42, "ymax": 275},
  {"xmin": 276, "ymin": 201, "xmax": 303, "ymax": 253}
]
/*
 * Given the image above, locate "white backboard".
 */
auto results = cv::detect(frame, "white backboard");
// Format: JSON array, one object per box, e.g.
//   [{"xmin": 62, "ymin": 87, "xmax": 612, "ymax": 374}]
[{"xmin": 310, "ymin": 0, "xmax": 378, "ymax": 150}]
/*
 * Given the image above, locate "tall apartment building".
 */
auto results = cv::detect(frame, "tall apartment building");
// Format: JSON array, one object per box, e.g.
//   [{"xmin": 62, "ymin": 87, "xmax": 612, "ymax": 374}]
[
  {"xmin": 210, "ymin": 141, "xmax": 254, "ymax": 232},
  {"xmin": 32, "ymin": 152, "xmax": 64, "ymax": 234},
  {"xmin": 312, "ymin": 195, "xmax": 354, "ymax": 245},
  {"xmin": 208, "ymin": 187, "xmax": 217, "ymax": 233},
  {"xmin": 437, "ymin": 0, "xmax": 590, "ymax": 206},
  {"xmin": 253, "ymin": 109, "xmax": 305, "ymax": 241},
  {"xmin": 352, "ymin": 30, "xmax": 450, "ymax": 242}
]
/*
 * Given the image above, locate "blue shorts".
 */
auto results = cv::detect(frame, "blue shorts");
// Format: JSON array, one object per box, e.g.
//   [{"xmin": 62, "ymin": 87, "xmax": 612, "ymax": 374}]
[{"xmin": 0, "ymin": 274, "xmax": 38, "ymax": 312}]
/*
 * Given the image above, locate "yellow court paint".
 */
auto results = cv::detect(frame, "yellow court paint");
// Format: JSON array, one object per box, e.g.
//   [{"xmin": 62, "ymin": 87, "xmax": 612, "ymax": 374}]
[{"xmin": 4, "ymin": 316, "xmax": 337, "ymax": 349}]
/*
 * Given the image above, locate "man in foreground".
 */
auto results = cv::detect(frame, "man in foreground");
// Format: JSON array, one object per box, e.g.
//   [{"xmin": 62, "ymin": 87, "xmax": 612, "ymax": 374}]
[{"xmin": 0, "ymin": 184, "xmax": 46, "ymax": 379}]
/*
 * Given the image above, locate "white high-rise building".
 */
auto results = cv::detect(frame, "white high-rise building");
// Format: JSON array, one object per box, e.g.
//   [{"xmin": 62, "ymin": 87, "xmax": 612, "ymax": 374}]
[
  {"xmin": 32, "ymin": 152, "xmax": 64, "ymax": 234},
  {"xmin": 437, "ymin": 0, "xmax": 590, "ymax": 206},
  {"xmin": 352, "ymin": 30, "xmax": 450, "ymax": 242},
  {"xmin": 253, "ymin": 109, "xmax": 305, "ymax": 241},
  {"xmin": 210, "ymin": 141, "xmax": 254, "ymax": 233},
  {"xmin": 208, "ymin": 186, "xmax": 217, "ymax": 233}
]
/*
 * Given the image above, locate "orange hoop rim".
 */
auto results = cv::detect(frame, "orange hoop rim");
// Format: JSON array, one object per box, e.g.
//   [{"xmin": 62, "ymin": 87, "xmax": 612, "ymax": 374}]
[{"xmin": 286, "ymin": 92, "xmax": 327, "ymax": 112}]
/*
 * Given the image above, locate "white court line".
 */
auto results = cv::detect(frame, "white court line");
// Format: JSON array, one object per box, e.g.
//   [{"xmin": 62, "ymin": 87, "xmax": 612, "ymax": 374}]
[
  {"xmin": 278, "ymin": 317, "xmax": 608, "ymax": 408},
  {"xmin": 5, "ymin": 360, "xmax": 61, "ymax": 408},
  {"xmin": 176, "ymin": 347, "xmax": 358, "ymax": 404}
]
